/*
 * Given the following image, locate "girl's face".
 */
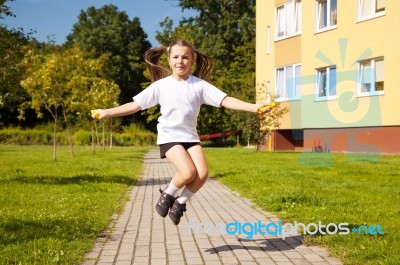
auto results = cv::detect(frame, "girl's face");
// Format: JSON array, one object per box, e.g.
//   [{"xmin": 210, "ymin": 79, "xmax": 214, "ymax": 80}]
[{"xmin": 168, "ymin": 45, "xmax": 194, "ymax": 81}]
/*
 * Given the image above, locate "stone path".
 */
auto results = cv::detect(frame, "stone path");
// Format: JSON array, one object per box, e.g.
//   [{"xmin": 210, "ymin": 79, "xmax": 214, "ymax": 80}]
[{"xmin": 82, "ymin": 150, "xmax": 342, "ymax": 265}]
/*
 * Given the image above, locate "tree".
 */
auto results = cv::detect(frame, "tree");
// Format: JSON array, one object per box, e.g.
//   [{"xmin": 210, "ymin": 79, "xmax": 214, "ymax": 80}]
[
  {"xmin": 251, "ymin": 83, "xmax": 288, "ymax": 151},
  {"xmin": 20, "ymin": 46, "xmax": 119, "ymax": 160},
  {"xmin": 0, "ymin": 0, "xmax": 14, "ymax": 19},
  {"xmin": 172, "ymin": 0, "xmax": 255, "ymax": 70},
  {"xmin": 0, "ymin": 27, "xmax": 29, "ymax": 126},
  {"xmin": 0, "ymin": 0, "xmax": 34, "ymax": 127},
  {"xmin": 66, "ymin": 4, "xmax": 151, "ymax": 125},
  {"xmin": 156, "ymin": 0, "xmax": 257, "ymax": 141}
]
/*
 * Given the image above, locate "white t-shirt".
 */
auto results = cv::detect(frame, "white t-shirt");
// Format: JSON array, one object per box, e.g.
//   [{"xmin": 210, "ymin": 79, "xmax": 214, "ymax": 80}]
[{"xmin": 133, "ymin": 75, "xmax": 227, "ymax": 144}]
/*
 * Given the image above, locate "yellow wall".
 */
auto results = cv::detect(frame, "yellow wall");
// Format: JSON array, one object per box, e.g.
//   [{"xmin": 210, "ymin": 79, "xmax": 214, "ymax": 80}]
[
  {"xmin": 256, "ymin": 0, "xmax": 274, "ymax": 101},
  {"xmin": 256, "ymin": 0, "xmax": 301, "ymax": 129},
  {"xmin": 256, "ymin": 0, "xmax": 400, "ymax": 130},
  {"xmin": 275, "ymin": 36, "xmax": 301, "ymax": 67}
]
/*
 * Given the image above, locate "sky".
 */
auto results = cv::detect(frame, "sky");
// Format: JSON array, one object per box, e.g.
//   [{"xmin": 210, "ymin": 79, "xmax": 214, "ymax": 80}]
[{"xmin": 1, "ymin": 0, "xmax": 198, "ymax": 46}]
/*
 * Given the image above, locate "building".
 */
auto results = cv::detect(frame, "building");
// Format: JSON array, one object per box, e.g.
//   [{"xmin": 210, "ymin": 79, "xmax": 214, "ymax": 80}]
[{"xmin": 256, "ymin": 0, "xmax": 400, "ymax": 153}]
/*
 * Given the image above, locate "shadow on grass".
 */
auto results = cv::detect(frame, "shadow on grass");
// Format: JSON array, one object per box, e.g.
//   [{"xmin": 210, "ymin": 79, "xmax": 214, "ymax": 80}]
[
  {"xmin": 205, "ymin": 236, "xmax": 303, "ymax": 253},
  {"xmin": 209, "ymin": 172, "xmax": 238, "ymax": 179},
  {"xmin": 2, "ymin": 175, "xmax": 177, "ymax": 187},
  {"xmin": 1, "ymin": 175, "xmax": 137, "ymax": 186}
]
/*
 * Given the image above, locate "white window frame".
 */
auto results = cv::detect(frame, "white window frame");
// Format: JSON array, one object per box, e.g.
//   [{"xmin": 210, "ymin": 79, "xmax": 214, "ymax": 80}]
[
  {"xmin": 275, "ymin": 64, "xmax": 302, "ymax": 101},
  {"xmin": 315, "ymin": 66, "xmax": 337, "ymax": 100},
  {"xmin": 357, "ymin": 57, "xmax": 384, "ymax": 97},
  {"xmin": 275, "ymin": 0, "xmax": 302, "ymax": 40},
  {"xmin": 358, "ymin": 0, "xmax": 385, "ymax": 22},
  {"xmin": 315, "ymin": 0, "xmax": 337, "ymax": 32}
]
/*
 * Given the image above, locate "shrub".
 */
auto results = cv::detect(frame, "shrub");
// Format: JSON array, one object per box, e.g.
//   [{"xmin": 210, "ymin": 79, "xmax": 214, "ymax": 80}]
[
  {"xmin": 0, "ymin": 126, "xmax": 156, "ymax": 146},
  {"xmin": 0, "ymin": 128, "xmax": 52, "ymax": 145},
  {"xmin": 72, "ymin": 130, "xmax": 92, "ymax": 146}
]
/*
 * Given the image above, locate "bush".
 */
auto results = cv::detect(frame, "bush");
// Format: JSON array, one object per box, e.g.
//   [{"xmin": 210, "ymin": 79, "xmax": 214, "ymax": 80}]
[
  {"xmin": 72, "ymin": 130, "xmax": 92, "ymax": 146},
  {"xmin": 0, "ymin": 128, "xmax": 52, "ymax": 145},
  {"xmin": 201, "ymin": 137, "xmax": 237, "ymax": 147},
  {"xmin": 0, "ymin": 127, "xmax": 156, "ymax": 146},
  {"xmin": 113, "ymin": 131, "xmax": 155, "ymax": 146}
]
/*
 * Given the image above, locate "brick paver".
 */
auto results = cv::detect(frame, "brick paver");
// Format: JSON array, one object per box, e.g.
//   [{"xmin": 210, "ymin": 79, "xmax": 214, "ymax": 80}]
[{"xmin": 82, "ymin": 150, "xmax": 342, "ymax": 265}]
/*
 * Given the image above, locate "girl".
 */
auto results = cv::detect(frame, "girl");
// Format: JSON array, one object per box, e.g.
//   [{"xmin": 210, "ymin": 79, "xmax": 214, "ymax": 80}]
[{"xmin": 92, "ymin": 39, "xmax": 269, "ymax": 225}]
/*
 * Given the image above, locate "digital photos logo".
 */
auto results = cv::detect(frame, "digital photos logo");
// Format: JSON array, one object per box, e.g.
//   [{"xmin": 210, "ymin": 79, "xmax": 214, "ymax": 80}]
[
  {"xmin": 284, "ymin": 38, "xmax": 384, "ymax": 166},
  {"xmin": 188, "ymin": 220, "xmax": 384, "ymax": 240}
]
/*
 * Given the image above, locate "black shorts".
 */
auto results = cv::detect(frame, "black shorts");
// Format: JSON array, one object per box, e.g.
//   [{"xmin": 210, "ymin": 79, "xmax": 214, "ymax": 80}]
[{"xmin": 159, "ymin": 142, "xmax": 201, "ymax": 159}]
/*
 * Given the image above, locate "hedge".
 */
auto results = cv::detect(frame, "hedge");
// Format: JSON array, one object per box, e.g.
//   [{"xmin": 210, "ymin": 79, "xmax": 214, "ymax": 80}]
[{"xmin": 0, "ymin": 128, "xmax": 156, "ymax": 146}]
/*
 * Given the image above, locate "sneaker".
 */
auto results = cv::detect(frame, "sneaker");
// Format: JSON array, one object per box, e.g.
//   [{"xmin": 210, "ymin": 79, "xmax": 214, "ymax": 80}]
[
  {"xmin": 155, "ymin": 189, "xmax": 176, "ymax": 217},
  {"xmin": 168, "ymin": 200, "xmax": 186, "ymax": 225}
]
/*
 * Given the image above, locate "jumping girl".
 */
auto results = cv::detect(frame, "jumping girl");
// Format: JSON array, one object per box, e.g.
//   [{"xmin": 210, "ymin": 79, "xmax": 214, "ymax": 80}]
[{"xmin": 92, "ymin": 39, "xmax": 269, "ymax": 225}]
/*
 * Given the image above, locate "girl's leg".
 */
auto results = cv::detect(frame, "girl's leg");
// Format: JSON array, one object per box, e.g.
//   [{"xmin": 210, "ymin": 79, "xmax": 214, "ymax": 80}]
[
  {"xmin": 155, "ymin": 145, "xmax": 196, "ymax": 218},
  {"xmin": 174, "ymin": 144, "xmax": 208, "ymax": 205},
  {"xmin": 165, "ymin": 144, "xmax": 198, "ymax": 188},
  {"xmin": 185, "ymin": 144, "xmax": 208, "ymax": 193},
  {"xmin": 165, "ymin": 144, "xmax": 209, "ymax": 225}
]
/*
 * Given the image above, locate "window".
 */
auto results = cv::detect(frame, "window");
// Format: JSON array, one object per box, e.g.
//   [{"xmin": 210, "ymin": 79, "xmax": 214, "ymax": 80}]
[
  {"xmin": 358, "ymin": 0, "xmax": 385, "ymax": 21},
  {"xmin": 275, "ymin": 64, "xmax": 302, "ymax": 101},
  {"xmin": 316, "ymin": 0, "xmax": 337, "ymax": 31},
  {"xmin": 316, "ymin": 66, "xmax": 336, "ymax": 99},
  {"xmin": 358, "ymin": 58, "xmax": 384, "ymax": 96},
  {"xmin": 276, "ymin": 0, "xmax": 302, "ymax": 40}
]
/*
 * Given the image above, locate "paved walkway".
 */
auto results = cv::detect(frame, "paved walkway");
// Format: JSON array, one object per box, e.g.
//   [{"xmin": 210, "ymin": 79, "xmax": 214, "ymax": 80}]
[{"xmin": 82, "ymin": 150, "xmax": 342, "ymax": 265}]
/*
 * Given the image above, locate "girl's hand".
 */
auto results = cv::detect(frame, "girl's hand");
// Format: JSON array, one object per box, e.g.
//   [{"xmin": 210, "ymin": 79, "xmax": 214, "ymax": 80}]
[
  {"xmin": 255, "ymin": 103, "xmax": 265, "ymax": 113},
  {"xmin": 257, "ymin": 102, "xmax": 277, "ymax": 116},
  {"xmin": 91, "ymin": 109, "xmax": 107, "ymax": 120}
]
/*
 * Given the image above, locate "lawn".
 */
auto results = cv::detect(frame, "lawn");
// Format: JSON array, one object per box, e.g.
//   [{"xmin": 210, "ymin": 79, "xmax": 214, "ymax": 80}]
[
  {"xmin": 204, "ymin": 148, "xmax": 400, "ymax": 265},
  {"xmin": 0, "ymin": 145, "xmax": 149, "ymax": 264},
  {"xmin": 1, "ymin": 146, "xmax": 399, "ymax": 264}
]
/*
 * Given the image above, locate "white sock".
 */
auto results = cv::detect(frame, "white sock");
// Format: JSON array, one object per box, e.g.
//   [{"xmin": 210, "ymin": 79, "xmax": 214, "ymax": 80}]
[
  {"xmin": 177, "ymin": 187, "xmax": 194, "ymax": 204},
  {"xmin": 164, "ymin": 180, "xmax": 179, "ymax": 196}
]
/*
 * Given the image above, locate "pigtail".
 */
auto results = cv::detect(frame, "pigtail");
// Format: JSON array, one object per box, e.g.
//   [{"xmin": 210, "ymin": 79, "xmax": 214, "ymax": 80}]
[
  {"xmin": 193, "ymin": 49, "xmax": 214, "ymax": 81},
  {"xmin": 144, "ymin": 46, "xmax": 170, "ymax": 83}
]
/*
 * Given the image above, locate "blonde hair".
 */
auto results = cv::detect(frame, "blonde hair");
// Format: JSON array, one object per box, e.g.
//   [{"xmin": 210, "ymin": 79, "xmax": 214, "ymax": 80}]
[{"xmin": 144, "ymin": 39, "xmax": 213, "ymax": 83}]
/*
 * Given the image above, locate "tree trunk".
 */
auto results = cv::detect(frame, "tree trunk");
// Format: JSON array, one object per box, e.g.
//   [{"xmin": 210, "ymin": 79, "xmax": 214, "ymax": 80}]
[
  {"xmin": 95, "ymin": 121, "xmax": 100, "ymax": 147},
  {"xmin": 53, "ymin": 118, "xmax": 57, "ymax": 161},
  {"xmin": 109, "ymin": 118, "xmax": 113, "ymax": 148},
  {"xmin": 91, "ymin": 122, "xmax": 96, "ymax": 154},
  {"xmin": 62, "ymin": 107, "xmax": 75, "ymax": 157},
  {"xmin": 102, "ymin": 122, "xmax": 105, "ymax": 151}
]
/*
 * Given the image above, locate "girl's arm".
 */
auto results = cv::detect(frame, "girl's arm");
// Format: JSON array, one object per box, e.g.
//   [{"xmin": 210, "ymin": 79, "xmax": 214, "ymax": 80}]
[
  {"xmin": 220, "ymin": 96, "xmax": 263, "ymax": 113},
  {"xmin": 92, "ymin": 101, "xmax": 141, "ymax": 120}
]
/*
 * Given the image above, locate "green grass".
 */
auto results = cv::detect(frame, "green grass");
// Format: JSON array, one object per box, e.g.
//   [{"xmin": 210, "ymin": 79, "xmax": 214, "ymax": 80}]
[
  {"xmin": 0, "ymin": 145, "xmax": 149, "ymax": 264},
  {"xmin": 1, "ymin": 146, "xmax": 399, "ymax": 264},
  {"xmin": 205, "ymin": 148, "xmax": 400, "ymax": 265}
]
